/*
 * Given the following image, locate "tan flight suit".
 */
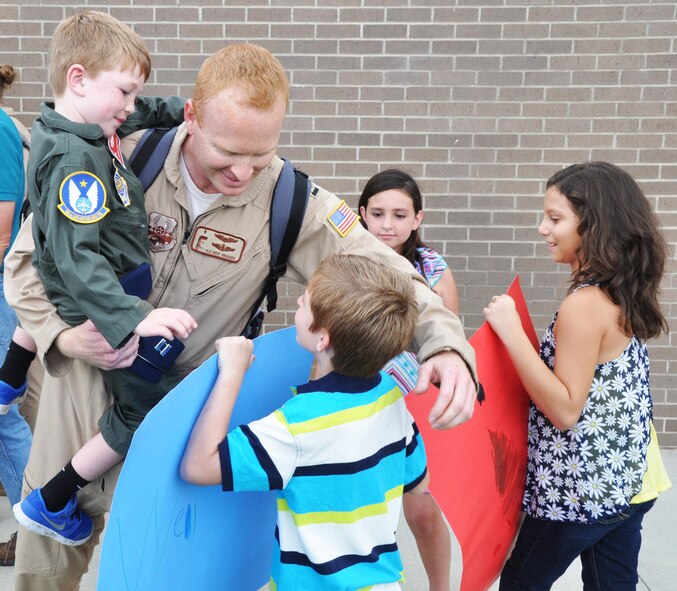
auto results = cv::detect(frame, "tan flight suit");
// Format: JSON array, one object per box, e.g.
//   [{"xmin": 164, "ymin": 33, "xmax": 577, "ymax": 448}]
[
  {"xmin": 4, "ymin": 123, "xmax": 476, "ymax": 591},
  {"xmin": 1, "ymin": 106, "xmax": 42, "ymax": 430}
]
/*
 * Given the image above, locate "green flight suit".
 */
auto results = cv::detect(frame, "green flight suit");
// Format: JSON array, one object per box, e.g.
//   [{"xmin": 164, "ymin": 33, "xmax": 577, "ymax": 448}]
[{"xmin": 28, "ymin": 97, "xmax": 186, "ymax": 454}]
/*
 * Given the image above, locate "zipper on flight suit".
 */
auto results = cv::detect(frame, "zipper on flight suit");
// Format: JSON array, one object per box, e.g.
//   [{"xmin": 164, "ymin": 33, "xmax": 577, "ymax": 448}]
[{"xmin": 152, "ymin": 207, "xmax": 223, "ymax": 306}]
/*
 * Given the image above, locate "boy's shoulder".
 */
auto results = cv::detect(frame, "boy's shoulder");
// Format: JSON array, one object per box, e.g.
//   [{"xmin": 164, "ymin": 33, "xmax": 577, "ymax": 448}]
[
  {"xmin": 30, "ymin": 114, "xmax": 107, "ymax": 171},
  {"xmin": 281, "ymin": 371, "xmax": 402, "ymax": 424}
]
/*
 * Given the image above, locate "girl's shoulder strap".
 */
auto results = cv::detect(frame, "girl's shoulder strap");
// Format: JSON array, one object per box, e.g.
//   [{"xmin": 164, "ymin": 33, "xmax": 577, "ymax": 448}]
[{"xmin": 571, "ymin": 282, "xmax": 597, "ymax": 295}]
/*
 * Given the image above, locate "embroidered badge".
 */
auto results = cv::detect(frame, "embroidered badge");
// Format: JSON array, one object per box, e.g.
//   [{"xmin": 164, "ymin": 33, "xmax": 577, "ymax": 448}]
[
  {"xmin": 113, "ymin": 163, "xmax": 131, "ymax": 207},
  {"xmin": 148, "ymin": 212, "xmax": 178, "ymax": 252},
  {"xmin": 327, "ymin": 200, "xmax": 359, "ymax": 237},
  {"xmin": 190, "ymin": 226, "xmax": 245, "ymax": 263},
  {"xmin": 58, "ymin": 171, "xmax": 109, "ymax": 224},
  {"xmin": 108, "ymin": 133, "xmax": 125, "ymax": 167}
]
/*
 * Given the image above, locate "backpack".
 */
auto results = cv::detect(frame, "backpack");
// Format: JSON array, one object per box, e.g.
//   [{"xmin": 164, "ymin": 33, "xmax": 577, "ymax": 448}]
[{"xmin": 128, "ymin": 127, "xmax": 310, "ymax": 339}]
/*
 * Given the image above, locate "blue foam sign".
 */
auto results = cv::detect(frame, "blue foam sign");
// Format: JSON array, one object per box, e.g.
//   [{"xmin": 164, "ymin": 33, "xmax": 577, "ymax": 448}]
[{"xmin": 98, "ymin": 327, "xmax": 314, "ymax": 590}]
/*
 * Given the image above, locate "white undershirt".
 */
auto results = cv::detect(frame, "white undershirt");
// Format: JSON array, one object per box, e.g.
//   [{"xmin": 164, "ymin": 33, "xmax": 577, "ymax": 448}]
[{"xmin": 179, "ymin": 151, "xmax": 222, "ymax": 224}]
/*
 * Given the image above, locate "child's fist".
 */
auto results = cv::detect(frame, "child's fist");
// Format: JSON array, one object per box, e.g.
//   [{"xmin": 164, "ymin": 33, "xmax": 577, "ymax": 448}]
[{"xmin": 215, "ymin": 336, "xmax": 255, "ymax": 371}]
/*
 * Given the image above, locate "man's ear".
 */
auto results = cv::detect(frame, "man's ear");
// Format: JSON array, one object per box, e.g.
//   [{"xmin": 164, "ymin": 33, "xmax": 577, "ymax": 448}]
[
  {"xmin": 66, "ymin": 64, "xmax": 87, "ymax": 97},
  {"xmin": 184, "ymin": 100, "xmax": 197, "ymax": 134}
]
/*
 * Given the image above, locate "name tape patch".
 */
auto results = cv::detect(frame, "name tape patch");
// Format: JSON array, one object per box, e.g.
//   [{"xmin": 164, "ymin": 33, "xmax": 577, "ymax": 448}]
[{"xmin": 190, "ymin": 226, "xmax": 245, "ymax": 263}]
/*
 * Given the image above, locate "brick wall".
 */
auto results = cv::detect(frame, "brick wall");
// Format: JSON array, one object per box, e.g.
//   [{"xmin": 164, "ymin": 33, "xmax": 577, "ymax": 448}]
[{"xmin": 2, "ymin": 1, "xmax": 676, "ymax": 445}]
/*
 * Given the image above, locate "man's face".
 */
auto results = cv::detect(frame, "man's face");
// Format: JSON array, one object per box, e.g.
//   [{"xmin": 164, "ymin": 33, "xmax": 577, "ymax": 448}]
[{"xmin": 182, "ymin": 87, "xmax": 286, "ymax": 196}]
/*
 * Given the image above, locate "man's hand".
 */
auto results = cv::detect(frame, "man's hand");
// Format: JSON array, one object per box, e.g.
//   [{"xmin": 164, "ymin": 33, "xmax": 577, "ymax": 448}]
[
  {"xmin": 55, "ymin": 320, "xmax": 139, "ymax": 370},
  {"xmin": 414, "ymin": 350, "xmax": 477, "ymax": 430}
]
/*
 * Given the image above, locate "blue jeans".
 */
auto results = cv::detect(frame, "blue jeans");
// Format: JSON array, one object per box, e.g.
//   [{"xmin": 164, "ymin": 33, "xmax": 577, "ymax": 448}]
[
  {"xmin": 499, "ymin": 500, "xmax": 655, "ymax": 591},
  {"xmin": 0, "ymin": 274, "xmax": 32, "ymax": 507}
]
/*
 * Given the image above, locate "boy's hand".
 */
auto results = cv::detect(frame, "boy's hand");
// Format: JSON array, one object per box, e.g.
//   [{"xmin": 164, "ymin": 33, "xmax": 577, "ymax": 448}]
[
  {"xmin": 134, "ymin": 308, "xmax": 197, "ymax": 341},
  {"xmin": 215, "ymin": 336, "xmax": 255, "ymax": 372}
]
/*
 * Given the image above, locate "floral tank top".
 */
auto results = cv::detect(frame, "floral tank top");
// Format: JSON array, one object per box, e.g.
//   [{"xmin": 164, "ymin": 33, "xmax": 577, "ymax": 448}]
[{"xmin": 524, "ymin": 287, "xmax": 652, "ymax": 524}]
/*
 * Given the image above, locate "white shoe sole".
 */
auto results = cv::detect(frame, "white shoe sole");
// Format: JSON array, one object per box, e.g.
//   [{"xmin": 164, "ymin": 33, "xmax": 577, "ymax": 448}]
[{"xmin": 13, "ymin": 501, "xmax": 92, "ymax": 547}]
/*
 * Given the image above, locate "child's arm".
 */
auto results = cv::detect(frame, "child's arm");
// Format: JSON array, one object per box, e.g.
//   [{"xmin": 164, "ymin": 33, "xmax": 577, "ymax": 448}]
[
  {"xmin": 118, "ymin": 96, "xmax": 186, "ymax": 136},
  {"xmin": 484, "ymin": 288, "xmax": 607, "ymax": 430},
  {"xmin": 181, "ymin": 336, "xmax": 255, "ymax": 486},
  {"xmin": 432, "ymin": 267, "xmax": 460, "ymax": 315},
  {"xmin": 134, "ymin": 307, "xmax": 197, "ymax": 341},
  {"xmin": 406, "ymin": 469, "xmax": 431, "ymax": 495}
]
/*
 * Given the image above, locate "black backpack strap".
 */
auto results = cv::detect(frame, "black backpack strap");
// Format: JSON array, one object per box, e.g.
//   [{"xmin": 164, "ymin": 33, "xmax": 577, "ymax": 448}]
[
  {"xmin": 266, "ymin": 159, "xmax": 310, "ymax": 312},
  {"xmin": 128, "ymin": 127, "xmax": 178, "ymax": 191},
  {"xmin": 241, "ymin": 159, "xmax": 310, "ymax": 338}
]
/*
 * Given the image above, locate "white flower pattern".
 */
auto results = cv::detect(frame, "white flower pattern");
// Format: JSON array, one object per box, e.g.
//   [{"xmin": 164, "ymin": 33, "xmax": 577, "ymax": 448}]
[{"xmin": 524, "ymin": 290, "xmax": 651, "ymax": 524}]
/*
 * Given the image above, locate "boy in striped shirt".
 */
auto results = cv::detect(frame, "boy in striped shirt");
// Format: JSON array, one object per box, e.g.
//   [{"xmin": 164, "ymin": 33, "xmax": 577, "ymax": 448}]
[{"xmin": 182, "ymin": 254, "xmax": 429, "ymax": 590}]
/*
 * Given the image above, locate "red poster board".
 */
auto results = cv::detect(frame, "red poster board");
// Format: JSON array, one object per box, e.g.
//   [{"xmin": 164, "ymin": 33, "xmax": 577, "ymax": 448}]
[{"xmin": 406, "ymin": 276, "xmax": 539, "ymax": 591}]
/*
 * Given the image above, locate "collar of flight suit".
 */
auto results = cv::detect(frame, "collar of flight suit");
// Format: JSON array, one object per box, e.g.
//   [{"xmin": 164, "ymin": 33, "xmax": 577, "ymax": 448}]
[{"xmin": 39, "ymin": 101, "xmax": 105, "ymax": 141}]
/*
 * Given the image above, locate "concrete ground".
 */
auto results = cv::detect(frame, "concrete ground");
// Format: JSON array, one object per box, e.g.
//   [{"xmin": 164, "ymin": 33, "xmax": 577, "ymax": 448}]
[{"xmin": 1, "ymin": 449, "xmax": 675, "ymax": 590}]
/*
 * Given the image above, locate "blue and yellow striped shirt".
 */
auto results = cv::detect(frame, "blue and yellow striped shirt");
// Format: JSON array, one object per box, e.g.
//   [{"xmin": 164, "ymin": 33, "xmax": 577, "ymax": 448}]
[{"xmin": 219, "ymin": 371, "xmax": 427, "ymax": 590}]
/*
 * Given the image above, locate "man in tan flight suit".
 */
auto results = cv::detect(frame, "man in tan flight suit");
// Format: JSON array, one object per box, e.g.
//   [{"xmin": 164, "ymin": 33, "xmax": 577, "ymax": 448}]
[{"xmin": 5, "ymin": 44, "xmax": 477, "ymax": 591}]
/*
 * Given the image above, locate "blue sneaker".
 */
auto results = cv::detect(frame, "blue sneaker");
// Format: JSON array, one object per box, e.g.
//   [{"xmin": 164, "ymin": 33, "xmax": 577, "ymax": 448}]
[
  {"xmin": 13, "ymin": 489, "xmax": 93, "ymax": 547},
  {"xmin": 0, "ymin": 379, "xmax": 27, "ymax": 414}
]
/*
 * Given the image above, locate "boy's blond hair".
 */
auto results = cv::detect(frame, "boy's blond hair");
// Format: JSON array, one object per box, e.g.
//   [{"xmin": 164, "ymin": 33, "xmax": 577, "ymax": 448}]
[
  {"xmin": 192, "ymin": 43, "xmax": 289, "ymax": 122},
  {"xmin": 308, "ymin": 254, "xmax": 418, "ymax": 378},
  {"xmin": 48, "ymin": 11, "xmax": 151, "ymax": 97}
]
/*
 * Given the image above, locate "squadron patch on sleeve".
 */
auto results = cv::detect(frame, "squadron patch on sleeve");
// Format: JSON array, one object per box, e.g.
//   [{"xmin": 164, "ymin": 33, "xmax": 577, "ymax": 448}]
[
  {"xmin": 327, "ymin": 200, "xmax": 359, "ymax": 237},
  {"xmin": 58, "ymin": 171, "xmax": 109, "ymax": 224}
]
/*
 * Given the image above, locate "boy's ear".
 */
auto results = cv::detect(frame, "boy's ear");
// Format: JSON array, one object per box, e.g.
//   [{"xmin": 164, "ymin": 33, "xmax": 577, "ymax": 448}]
[
  {"xmin": 66, "ymin": 64, "xmax": 87, "ymax": 96},
  {"xmin": 316, "ymin": 329, "xmax": 331, "ymax": 354}
]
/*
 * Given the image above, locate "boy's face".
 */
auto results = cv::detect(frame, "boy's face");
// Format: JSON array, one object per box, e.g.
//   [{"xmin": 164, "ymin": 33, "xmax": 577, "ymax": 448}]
[
  {"xmin": 294, "ymin": 289, "xmax": 320, "ymax": 353},
  {"xmin": 79, "ymin": 65, "xmax": 145, "ymax": 138}
]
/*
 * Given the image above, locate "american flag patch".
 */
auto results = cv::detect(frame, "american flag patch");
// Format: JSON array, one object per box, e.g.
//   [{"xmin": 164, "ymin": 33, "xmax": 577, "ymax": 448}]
[{"xmin": 327, "ymin": 200, "xmax": 359, "ymax": 237}]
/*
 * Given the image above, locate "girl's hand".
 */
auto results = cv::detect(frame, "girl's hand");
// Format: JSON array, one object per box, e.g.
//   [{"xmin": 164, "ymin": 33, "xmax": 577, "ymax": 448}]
[
  {"xmin": 215, "ymin": 336, "xmax": 255, "ymax": 372},
  {"xmin": 483, "ymin": 294, "xmax": 522, "ymax": 343}
]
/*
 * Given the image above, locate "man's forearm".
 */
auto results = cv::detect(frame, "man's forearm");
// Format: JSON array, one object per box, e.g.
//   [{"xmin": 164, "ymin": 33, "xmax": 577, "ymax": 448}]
[{"xmin": 4, "ymin": 220, "xmax": 73, "ymax": 375}]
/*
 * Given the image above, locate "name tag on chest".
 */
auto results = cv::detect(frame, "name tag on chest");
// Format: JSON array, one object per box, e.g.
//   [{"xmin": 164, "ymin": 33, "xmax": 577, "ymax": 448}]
[{"xmin": 190, "ymin": 226, "xmax": 245, "ymax": 263}]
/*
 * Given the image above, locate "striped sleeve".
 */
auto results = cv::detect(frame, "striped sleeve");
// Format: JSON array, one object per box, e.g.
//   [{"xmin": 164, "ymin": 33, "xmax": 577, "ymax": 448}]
[
  {"xmin": 403, "ymin": 417, "xmax": 428, "ymax": 492},
  {"xmin": 219, "ymin": 409, "xmax": 298, "ymax": 492}
]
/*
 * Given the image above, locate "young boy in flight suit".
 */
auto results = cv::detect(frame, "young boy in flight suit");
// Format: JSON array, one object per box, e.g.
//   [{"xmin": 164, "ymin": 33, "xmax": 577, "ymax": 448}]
[{"xmin": 11, "ymin": 11, "xmax": 196, "ymax": 546}]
